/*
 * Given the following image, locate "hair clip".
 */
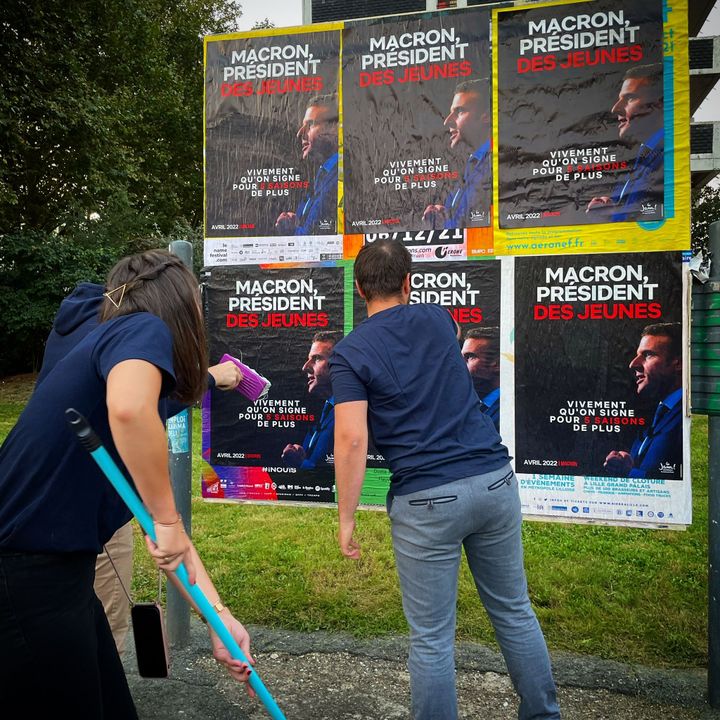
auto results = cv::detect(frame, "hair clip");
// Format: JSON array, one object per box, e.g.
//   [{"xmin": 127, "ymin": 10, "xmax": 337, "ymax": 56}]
[{"xmin": 104, "ymin": 283, "xmax": 127, "ymax": 309}]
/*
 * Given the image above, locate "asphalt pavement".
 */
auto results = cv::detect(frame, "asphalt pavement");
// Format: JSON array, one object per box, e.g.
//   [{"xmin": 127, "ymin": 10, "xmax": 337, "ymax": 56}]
[{"xmin": 123, "ymin": 618, "xmax": 719, "ymax": 719}]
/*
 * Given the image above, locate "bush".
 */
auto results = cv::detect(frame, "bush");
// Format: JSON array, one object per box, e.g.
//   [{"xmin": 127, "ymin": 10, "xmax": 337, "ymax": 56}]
[
  {"xmin": 0, "ymin": 231, "xmax": 113, "ymax": 374},
  {"xmin": 0, "ymin": 218, "xmax": 203, "ymax": 375}
]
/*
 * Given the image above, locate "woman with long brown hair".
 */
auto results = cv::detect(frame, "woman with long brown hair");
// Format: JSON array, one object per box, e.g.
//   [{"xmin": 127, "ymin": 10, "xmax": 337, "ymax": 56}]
[{"xmin": 0, "ymin": 250, "xmax": 252, "ymax": 718}]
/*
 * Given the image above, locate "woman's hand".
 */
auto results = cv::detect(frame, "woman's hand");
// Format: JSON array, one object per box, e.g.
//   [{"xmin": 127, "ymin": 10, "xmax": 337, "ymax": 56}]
[
  {"xmin": 209, "ymin": 360, "xmax": 243, "ymax": 391},
  {"xmin": 209, "ymin": 612, "xmax": 256, "ymax": 694},
  {"xmin": 144, "ymin": 521, "xmax": 196, "ymax": 584}
]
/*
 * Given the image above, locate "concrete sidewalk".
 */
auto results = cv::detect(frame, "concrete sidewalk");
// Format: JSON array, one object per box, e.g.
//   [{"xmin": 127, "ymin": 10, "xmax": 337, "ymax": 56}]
[{"xmin": 123, "ymin": 619, "xmax": 719, "ymax": 719}]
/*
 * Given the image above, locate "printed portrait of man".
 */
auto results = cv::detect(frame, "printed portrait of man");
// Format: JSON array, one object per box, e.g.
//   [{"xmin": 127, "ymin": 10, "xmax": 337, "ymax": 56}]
[
  {"xmin": 604, "ymin": 323, "xmax": 682, "ymax": 479},
  {"xmin": 422, "ymin": 79, "xmax": 492, "ymax": 229},
  {"xmin": 281, "ymin": 330, "xmax": 342, "ymax": 469},
  {"xmin": 275, "ymin": 94, "xmax": 339, "ymax": 235},
  {"xmin": 586, "ymin": 64, "xmax": 664, "ymax": 222},
  {"xmin": 461, "ymin": 326, "xmax": 500, "ymax": 431}
]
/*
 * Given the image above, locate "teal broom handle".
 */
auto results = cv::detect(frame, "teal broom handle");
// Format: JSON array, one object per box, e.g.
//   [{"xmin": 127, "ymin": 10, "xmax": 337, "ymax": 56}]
[{"xmin": 65, "ymin": 409, "xmax": 286, "ymax": 720}]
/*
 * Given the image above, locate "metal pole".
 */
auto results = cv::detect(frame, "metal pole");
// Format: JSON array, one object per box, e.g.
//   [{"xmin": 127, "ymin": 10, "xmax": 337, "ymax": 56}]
[
  {"xmin": 711, "ymin": 414, "xmax": 720, "ymax": 707},
  {"xmin": 302, "ymin": 0, "xmax": 312, "ymax": 24},
  {"xmin": 708, "ymin": 221, "xmax": 720, "ymax": 707},
  {"xmin": 166, "ymin": 239, "xmax": 194, "ymax": 648}
]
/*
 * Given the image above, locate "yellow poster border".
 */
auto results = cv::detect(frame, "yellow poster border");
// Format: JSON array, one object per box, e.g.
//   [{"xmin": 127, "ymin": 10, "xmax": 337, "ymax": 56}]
[
  {"xmin": 202, "ymin": 22, "xmax": 345, "ymax": 242},
  {"xmin": 490, "ymin": 0, "xmax": 690, "ymax": 256}
]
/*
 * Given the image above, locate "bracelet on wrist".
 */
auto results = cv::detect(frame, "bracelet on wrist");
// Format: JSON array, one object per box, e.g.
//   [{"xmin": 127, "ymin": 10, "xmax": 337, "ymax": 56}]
[{"xmin": 155, "ymin": 513, "xmax": 182, "ymax": 527}]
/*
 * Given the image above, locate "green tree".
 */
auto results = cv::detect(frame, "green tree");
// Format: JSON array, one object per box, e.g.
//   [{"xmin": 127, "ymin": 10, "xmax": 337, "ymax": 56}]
[
  {"xmin": 0, "ymin": 231, "xmax": 118, "ymax": 373},
  {"xmin": 0, "ymin": 0, "xmax": 241, "ymax": 237},
  {"xmin": 691, "ymin": 184, "xmax": 720, "ymax": 258},
  {"xmin": 252, "ymin": 18, "xmax": 275, "ymax": 29},
  {"xmin": 0, "ymin": 0, "xmax": 244, "ymax": 374}
]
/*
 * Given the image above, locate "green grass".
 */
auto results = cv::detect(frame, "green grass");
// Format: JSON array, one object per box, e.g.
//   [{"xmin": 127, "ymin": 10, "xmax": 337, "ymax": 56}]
[
  {"xmin": 0, "ymin": 373, "xmax": 35, "ymax": 438},
  {"xmin": 0, "ymin": 374, "xmax": 710, "ymax": 668}
]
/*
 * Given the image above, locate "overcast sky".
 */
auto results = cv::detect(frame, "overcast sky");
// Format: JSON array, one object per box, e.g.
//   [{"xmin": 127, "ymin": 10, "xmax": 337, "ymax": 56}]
[
  {"xmin": 237, "ymin": 0, "xmax": 302, "ymax": 31},
  {"xmin": 236, "ymin": 0, "xmax": 720, "ymax": 121}
]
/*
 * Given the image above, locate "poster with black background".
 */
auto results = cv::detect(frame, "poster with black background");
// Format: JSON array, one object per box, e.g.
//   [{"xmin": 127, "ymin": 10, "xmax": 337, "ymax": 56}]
[
  {"xmin": 343, "ymin": 8, "xmax": 492, "ymax": 233},
  {"xmin": 203, "ymin": 264, "xmax": 345, "ymax": 503},
  {"xmin": 514, "ymin": 252, "xmax": 683, "ymax": 480},
  {"xmin": 497, "ymin": 0, "xmax": 664, "ymax": 228},
  {"xmin": 205, "ymin": 31, "xmax": 340, "ymax": 237},
  {"xmin": 352, "ymin": 258, "xmax": 501, "ymax": 467}
]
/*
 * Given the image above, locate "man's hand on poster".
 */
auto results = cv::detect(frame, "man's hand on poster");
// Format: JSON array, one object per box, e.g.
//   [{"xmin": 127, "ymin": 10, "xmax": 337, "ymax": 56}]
[
  {"xmin": 586, "ymin": 196, "xmax": 615, "ymax": 212},
  {"xmin": 209, "ymin": 360, "xmax": 244, "ymax": 391},
  {"xmin": 281, "ymin": 443, "xmax": 306, "ymax": 467},
  {"xmin": 604, "ymin": 449, "xmax": 633, "ymax": 475},
  {"xmin": 275, "ymin": 211, "xmax": 298, "ymax": 235},
  {"xmin": 422, "ymin": 204, "xmax": 448, "ymax": 229}
]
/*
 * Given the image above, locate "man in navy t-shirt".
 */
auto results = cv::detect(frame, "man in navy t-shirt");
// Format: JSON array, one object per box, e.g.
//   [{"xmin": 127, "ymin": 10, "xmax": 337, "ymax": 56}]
[{"xmin": 329, "ymin": 239, "xmax": 559, "ymax": 720}]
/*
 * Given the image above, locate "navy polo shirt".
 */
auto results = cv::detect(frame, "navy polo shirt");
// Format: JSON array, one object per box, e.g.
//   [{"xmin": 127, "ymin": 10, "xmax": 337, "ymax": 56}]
[
  {"xmin": 0, "ymin": 313, "xmax": 176, "ymax": 553},
  {"xmin": 329, "ymin": 303, "xmax": 509, "ymax": 495}
]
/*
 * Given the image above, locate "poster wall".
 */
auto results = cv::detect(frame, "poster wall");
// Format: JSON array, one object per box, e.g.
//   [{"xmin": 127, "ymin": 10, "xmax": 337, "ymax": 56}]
[
  {"xmin": 204, "ymin": 0, "xmax": 690, "ymax": 259},
  {"xmin": 201, "ymin": 0, "xmax": 692, "ymax": 527},
  {"xmin": 201, "ymin": 253, "xmax": 692, "ymax": 525}
]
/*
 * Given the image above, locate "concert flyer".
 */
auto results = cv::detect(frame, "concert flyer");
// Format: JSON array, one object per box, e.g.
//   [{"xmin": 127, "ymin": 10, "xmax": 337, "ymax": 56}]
[{"xmin": 363, "ymin": 229, "xmax": 466, "ymax": 262}]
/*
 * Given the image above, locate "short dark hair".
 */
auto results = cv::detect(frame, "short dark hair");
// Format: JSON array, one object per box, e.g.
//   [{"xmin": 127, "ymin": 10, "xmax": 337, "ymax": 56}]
[
  {"xmin": 354, "ymin": 240, "xmax": 412, "ymax": 302},
  {"xmin": 312, "ymin": 330, "xmax": 342, "ymax": 346},
  {"xmin": 641, "ymin": 322, "xmax": 681, "ymax": 359},
  {"xmin": 453, "ymin": 78, "xmax": 485, "ymax": 96},
  {"xmin": 100, "ymin": 249, "xmax": 208, "ymax": 404},
  {"xmin": 308, "ymin": 93, "xmax": 338, "ymax": 123},
  {"xmin": 465, "ymin": 326, "xmax": 499, "ymax": 348},
  {"xmin": 624, "ymin": 63, "xmax": 662, "ymax": 82},
  {"xmin": 623, "ymin": 63, "xmax": 663, "ymax": 100}
]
